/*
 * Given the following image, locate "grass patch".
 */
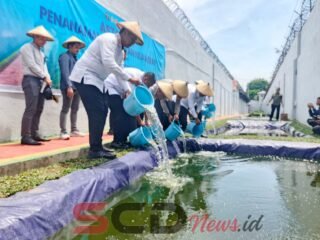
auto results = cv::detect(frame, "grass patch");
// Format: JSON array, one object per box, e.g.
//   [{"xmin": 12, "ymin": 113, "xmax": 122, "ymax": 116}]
[
  {"xmin": 0, "ymin": 148, "xmax": 134, "ymax": 198},
  {"xmin": 206, "ymin": 117, "xmax": 236, "ymax": 131},
  {"xmin": 248, "ymin": 111, "xmax": 266, "ymax": 117},
  {"xmin": 290, "ymin": 120, "xmax": 319, "ymax": 137}
]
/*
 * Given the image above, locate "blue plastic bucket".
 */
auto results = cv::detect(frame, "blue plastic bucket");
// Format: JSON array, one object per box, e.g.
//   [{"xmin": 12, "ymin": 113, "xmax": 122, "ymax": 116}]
[
  {"xmin": 165, "ymin": 121, "xmax": 184, "ymax": 141},
  {"xmin": 206, "ymin": 103, "xmax": 216, "ymax": 112},
  {"xmin": 128, "ymin": 126, "xmax": 153, "ymax": 147},
  {"xmin": 202, "ymin": 108, "xmax": 213, "ymax": 119},
  {"xmin": 123, "ymin": 86, "xmax": 154, "ymax": 116},
  {"xmin": 186, "ymin": 121, "xmax": 204, "ymax": 138}
]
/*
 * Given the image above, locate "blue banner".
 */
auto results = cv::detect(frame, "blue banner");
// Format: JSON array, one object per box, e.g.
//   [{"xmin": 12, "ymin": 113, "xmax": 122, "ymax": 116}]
[{"xmin": 0, "ymin": 0, "xmax": 166, "ymax": 89}]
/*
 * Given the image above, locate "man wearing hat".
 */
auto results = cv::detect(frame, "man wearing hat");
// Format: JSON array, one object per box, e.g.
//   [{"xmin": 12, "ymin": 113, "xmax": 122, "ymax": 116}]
[
  {"xmin": 59, "ymin": 36, "xmax": 86, "ymax": 140},
  {"xmin": 20, "ymin": 26, "xmax": 54, "ymax": 145},
  {"xmin": 157, "ymin": 80, "xmax": 189, "ymax": 130},
  {"xmin": 69, "ymin": 21, "xmax": 143, "ymax": 159},
  {"xmin": 149, "ymin": 81, "xmax": 174, "ymax": 127},
  {"xmin": 177, "ymin": 81, "xmax": 213, "ymax": 131}
]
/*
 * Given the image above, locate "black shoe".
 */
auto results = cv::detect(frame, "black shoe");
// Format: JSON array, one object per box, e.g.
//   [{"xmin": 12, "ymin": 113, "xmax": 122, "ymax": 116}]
[
  {"xmin": 33, "ymin": 136, "xmax": 51, "ymax": 142},
  {"xmin": 110, "ymin": 142, "xmax": 124, "ymax": 149},
  {"xmin": 88, "ymin": 150, "xmax": 116, "ymax": 160},
  {"xmin": 103, "ymin": 146, "xmax": 115, "ymax": 153},
  {"xmin": 110, "ymin": 142, "xmax": 130, "ymax": 149},
  {"xmin": 21, "ymin": 136, "xmax": 42, "ymax": 145},
  {"xmin": 201, "ymin": 134, "xmax": 208, "ymax": 138}
]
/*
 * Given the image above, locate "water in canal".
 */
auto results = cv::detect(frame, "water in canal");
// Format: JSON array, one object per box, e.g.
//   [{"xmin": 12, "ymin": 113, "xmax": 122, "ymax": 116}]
[{"xmin": 52, "ymin": 152, "xmax": 320, "ymax": 240}]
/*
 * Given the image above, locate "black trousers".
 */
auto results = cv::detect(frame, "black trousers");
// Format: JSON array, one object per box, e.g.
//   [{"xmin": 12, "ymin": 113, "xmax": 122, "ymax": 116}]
[
  {"xmin": 21, "ymin": 76, "xmax": 45, "ymax": 138},
  {"xmin": 108, "ymin": 109, "xmax": 114, "ymax": 131},
  {"xmin": 270, "ymin": 104, "xmax": 280, "ymax": 120},
  {"xmin": 155, "ymin": 99, "xmax": 173, "ymax": 130},
  {"xmin": 73, "ymin": 82, "xmax": 108, "ymax": 152},
  {"xmin": 107, "ymin": 93, "xmax": 137, "ymax": 143},
  {"xmin": 178, "ymin": 106, "xmax": 203, "ymax": 131},
  {"xmin": 307, "ymin": 119, "xmax": 320, "ymax": 127}
]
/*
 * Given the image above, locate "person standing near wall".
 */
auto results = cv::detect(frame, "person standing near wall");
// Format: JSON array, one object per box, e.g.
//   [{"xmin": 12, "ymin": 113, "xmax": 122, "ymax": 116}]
[
  {"xmin": 268, "ymin": 87, "xmax": 283, "ymax": 121},
  {"xmin": 20, "ymin": 26, "xmax": 54, "ymax": 145},
  {"xmin": 69, "ymin": 21, "xmax": 143, "ymax": 159},
  {"xmin": 178, "ymin": 81, "xmax": 214, "ymax": 131},
  {"xmin": 59, "ymin": 36, "xmax": 86, "ymax": 140}
]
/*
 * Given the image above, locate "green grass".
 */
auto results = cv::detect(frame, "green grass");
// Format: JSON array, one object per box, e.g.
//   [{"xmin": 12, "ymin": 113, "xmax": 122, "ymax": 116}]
[
  {"xmin": 206, "ymin": 117, "xmax": 236, "ymax": 131},
  {"xmin": 290, "ymin": 120, "xmax": 320, "ymax": 137},
  {"xmin": 0, "ymin": 148, "xmax": 134, "ymax": 198}
]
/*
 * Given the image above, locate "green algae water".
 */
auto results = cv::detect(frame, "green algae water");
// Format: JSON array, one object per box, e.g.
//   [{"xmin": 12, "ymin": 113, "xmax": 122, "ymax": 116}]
[{"xmin": 51, "ymin": 152, "xmax": 320, "ymax": 240}]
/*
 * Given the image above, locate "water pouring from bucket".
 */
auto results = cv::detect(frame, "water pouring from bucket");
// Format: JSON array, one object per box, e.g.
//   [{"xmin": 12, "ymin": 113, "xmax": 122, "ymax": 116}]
[
  {"xmin": 123, "ymin": 85, "xmax": 154, "ymax": 116},
  {"xmin": 165, "ymin": 121, "xmax": 184, "ymax": 141}
]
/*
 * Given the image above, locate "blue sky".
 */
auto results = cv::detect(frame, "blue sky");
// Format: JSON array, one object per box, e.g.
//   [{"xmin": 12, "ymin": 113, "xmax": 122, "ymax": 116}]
[{"xmin": 175, "ymin": 0, "xmax": 301, "ymax": 88}]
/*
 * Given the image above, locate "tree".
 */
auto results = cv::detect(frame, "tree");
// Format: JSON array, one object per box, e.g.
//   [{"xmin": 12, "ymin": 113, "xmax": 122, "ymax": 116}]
[{"xmin": 247, "ymin": 78, "xmax": 269, "ymax": 100}]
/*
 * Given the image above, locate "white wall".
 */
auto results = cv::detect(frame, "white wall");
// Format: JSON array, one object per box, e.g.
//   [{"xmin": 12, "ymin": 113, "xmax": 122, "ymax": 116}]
[
  {"xmin": 264, "ymin": 0, "xmax": 320, "ymax": 124},
  {"xmin": 0, "ymin": 91, "xmax": 88, "ymax": 142},
  {"xmin": 0, "ymin": 0, "xmax": 247, "ymax": 142}
]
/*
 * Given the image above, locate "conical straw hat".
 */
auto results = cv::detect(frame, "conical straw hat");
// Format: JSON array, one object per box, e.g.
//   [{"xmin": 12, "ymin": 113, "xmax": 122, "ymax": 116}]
[
  {"xmin": 27, "ymin": 26, "xmax": 54, "ymax": 41},
  {"xmin": 196, "ymin": 82, "xmax": 214, "ymax": 97},
  {"xmin": 157, "ymin": 81, "xmax": 173, "ymax": 100},
  {"xmin": 195, "ymin": 80, "xmax": 206, "ymax": 85},
  {"xmin": 117, "ymin": 21, "xmax": 144, "ymax": 45},
  {"xmin": 63, "ymin": 36, "xmax": 85, "ymax": 49},
  {"xmin": 172, "ymin": 80, "xmax": 188, "ymax": 98}
]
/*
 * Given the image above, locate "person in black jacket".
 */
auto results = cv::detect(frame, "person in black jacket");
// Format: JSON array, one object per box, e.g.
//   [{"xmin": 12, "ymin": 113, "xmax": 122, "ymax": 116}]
[
  {"xmin": 59, "ymin": 36, "xmax": 86, "ymax": 140},
  {"xmin": 307, "ymin": 97, "xmax": 320, "ymax": 134}
]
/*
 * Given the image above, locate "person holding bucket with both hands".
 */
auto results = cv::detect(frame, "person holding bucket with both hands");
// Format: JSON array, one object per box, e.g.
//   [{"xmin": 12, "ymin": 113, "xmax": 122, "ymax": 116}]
[
  {"xmin": 159, "ymin": 80, "xmax": 189, "ymax": 130},
  {"xmin": 177, "ymin": 80, "xmax": 214, "ymax": 131},
  {"xmin": 105, "ymin": 67, "xmax": 156, "ymax": 149},
  {"xmin": 69, "ymin": 21, "xmax": 143, "ymax": 160}
]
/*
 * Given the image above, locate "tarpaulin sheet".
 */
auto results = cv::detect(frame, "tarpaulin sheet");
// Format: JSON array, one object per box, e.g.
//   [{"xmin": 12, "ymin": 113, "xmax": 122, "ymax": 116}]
[
  {"xmin": 0, "ymin": 138, "xmax": 319, "ymax": 239},
  {"xmin": 198, "ymin": 139, "xmax": 320, "ymax": 160}
]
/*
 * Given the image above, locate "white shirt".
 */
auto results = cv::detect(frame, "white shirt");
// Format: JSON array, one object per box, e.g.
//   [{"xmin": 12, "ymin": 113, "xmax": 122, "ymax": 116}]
[
  {"xmin": 104, "ymin": 67, "xmax": 144, "ymax": 96},
  {"xmin": 20, "ymin": 42, "xmax": 50, "ymax": 79},
  {"xmin": 180, "ymin": 84, "xmax": 206, "ymax": 118},
  {"xmin": 69, "ymin": 33, "xmax": 130, "ymax": 93}
]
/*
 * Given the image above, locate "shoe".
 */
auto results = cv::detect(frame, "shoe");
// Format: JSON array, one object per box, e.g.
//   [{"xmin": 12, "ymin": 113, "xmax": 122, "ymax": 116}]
[
  {"xmin": 88, "ymin": 150, "xmax": 116, "ymax": 160},
  {"xmin": 33, "ymin": 136, "xmax": 51, "ymax": 142},
  {"xmin": 70, "ymin": 131, "xmax": 85, "ymax": 137},
  {"xmin": 21, "ymin": 136, "xmax": 42, "ymax": 145},
  {"xmin": 103, "ymin": 146, "xmax": 115, "ymax": 153},
  {"xmin": 110, "ymin": 142, "xmax": 125, "ymax": 149},
  {"xmin": 201, "ymin": 134, "xmax": 208, "ymax": 138},
  {"xmin": 60, "ymin": 132, "xmax": 70, "ymax": 140}
]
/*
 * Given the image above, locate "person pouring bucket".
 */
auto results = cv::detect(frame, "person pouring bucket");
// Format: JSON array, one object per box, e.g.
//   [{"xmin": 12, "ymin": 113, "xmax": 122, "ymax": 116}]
[
  {"xmin": 177, "ymin": 80, "xmax": 214, "ymax": 131},
  {"xmin": 20, "ymin": 26, "xmax": 54, "ymax": 145},
  {"xmin": 105, "ymin": 67, "xmax": 156, "ymax": 149},
  {"xmin": 59, "ymin": 36, "xmax": 86, "ymax": 140},
  {"xmin": 136, "ymin": 80, "xmax": 174, "ymax": 127},
  {"xmin": 69, "ymin": 21, "xmax": 143, "ymax": 159},
  {"xmin": 157, "ymin": 80, "xmax": 189, "ymax": 130}
]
